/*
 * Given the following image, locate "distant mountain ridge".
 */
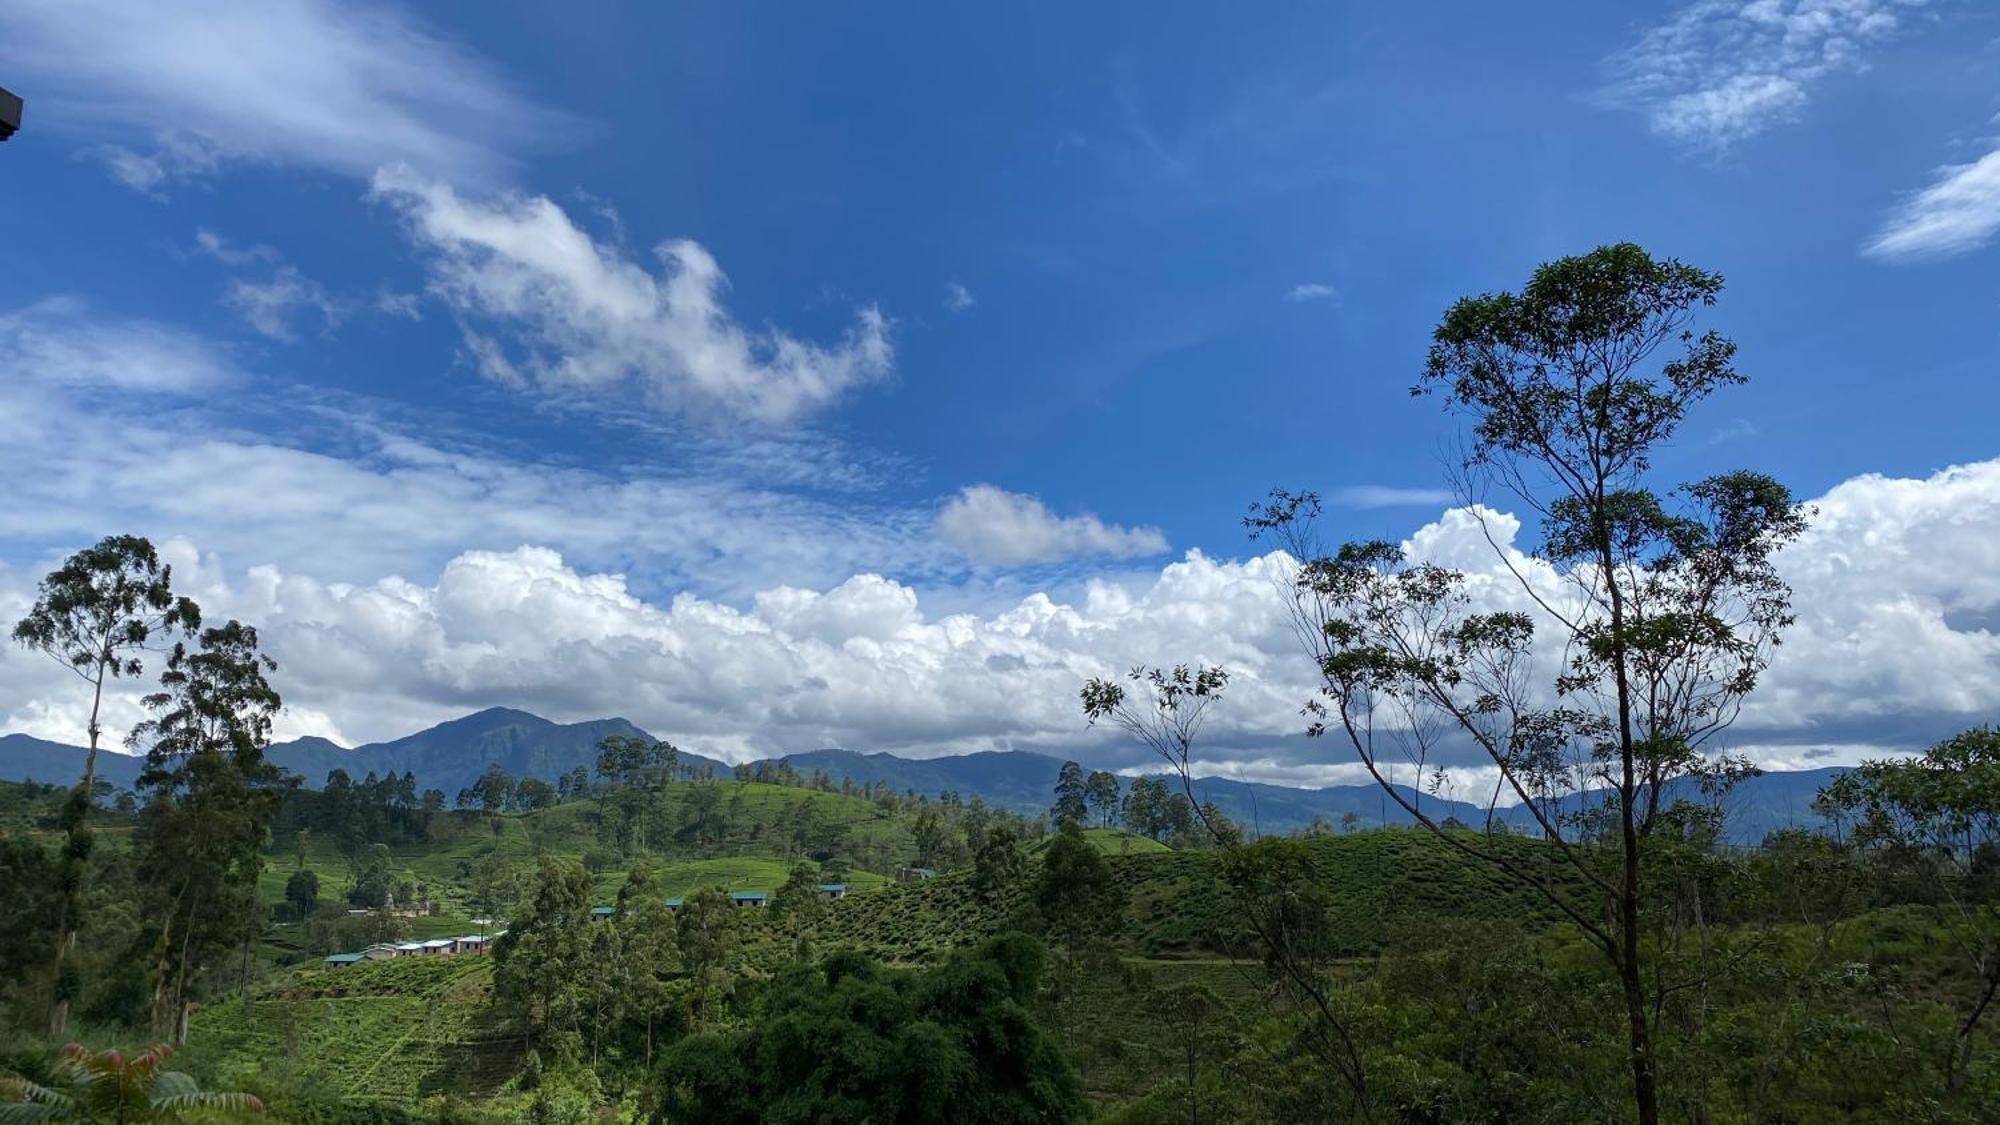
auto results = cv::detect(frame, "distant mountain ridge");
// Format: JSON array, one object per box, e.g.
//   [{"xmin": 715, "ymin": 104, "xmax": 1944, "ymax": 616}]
[
  {"xmin": 773, "ymin": 747, "xmax": 1843, "ymax": 844},
  {"xmin": 0, "ymin": 708, "xmax": 731, "ymax": 801},
  {"xmin": 1, "ymin": 707, "xmax": 1841, "ymax": 842}
]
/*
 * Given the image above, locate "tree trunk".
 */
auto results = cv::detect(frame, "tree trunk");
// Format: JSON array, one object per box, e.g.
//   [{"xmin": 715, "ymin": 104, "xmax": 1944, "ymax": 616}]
[
  {"xmin": 1951, "ymin": 968, "xmax": 1999, "ymax": 1091},
  {"xmin": 48, "ymin": 667, "xmax": 109, "ymax": 1035},
  {"xmin": 1597, "ymin": 479, "xmax": 1661, "ymax": 1125}
]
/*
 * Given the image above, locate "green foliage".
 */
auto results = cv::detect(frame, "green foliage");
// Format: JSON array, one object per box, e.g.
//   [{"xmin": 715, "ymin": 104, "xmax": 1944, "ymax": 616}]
[
  {"xmin": 1050, "ymin": 762, "xmax": 1087, "ymax": 828},
  {"xmin": 652, "ymin": 934, "xmax": 1085, "ymax": 1124},
  {"xmin": 491, "ymin": 859, "xmax": 594, "ymax": 1071},
  {"xmin": 1033, "ymin": 821, "xmax": 1128, "ymax": 957},
  {"xmin": 0, "ymin": 1041, "xmax": 263, "ymax": 1122},
  {"xmin": 12, "ymin": 535, "xmax": 201, "ymax": 1036},
  {"xmin": 130, "ymin": 621, "xmax": 290, "ymax": 1041}
]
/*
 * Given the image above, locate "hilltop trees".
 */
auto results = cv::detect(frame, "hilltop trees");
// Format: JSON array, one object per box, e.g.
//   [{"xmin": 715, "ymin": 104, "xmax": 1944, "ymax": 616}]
[
  {"xmin": 1051, "ymin": 762, "xmax": 1088, "ymax": 827},
  {"xmin": 595, "ymin": 734, "xmax": 679, "ymax": 854},
  {"xmin": 1084, "ymin": 770, "xmax": 1120, "ymax": 828},
  {"xmin": 1244, "ymin": 244, "xmax": 1807, "ymax": 1124},
  {"xmin": 12, "ymin": 535, "xmax": 200, "ymax": 1035}
]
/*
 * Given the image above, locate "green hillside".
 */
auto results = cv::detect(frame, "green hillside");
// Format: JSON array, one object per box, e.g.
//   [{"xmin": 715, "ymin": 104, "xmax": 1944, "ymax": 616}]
[{"xmin": 180, "ymin": 827, "xmax": 1577, "ymax": 1113}]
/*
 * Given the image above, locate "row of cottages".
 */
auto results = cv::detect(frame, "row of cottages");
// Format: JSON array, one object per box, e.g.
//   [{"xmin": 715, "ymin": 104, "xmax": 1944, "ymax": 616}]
[
  {"xmin": 587, "ymin": 890, "xmax": 776, "ymax": 919},
  {"xmin": 324, "ymin": 932, "xmax": 495, "ymax": 968}
]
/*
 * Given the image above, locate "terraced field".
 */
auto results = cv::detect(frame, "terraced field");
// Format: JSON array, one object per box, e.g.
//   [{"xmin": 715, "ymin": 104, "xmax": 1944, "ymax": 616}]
[{"xmin": 190, "ymin": 955, "xmax": 519, "ymax": 1107}]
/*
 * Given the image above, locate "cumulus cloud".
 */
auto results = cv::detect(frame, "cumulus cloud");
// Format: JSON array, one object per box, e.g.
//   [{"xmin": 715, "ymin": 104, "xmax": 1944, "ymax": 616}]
[
  {"xmin": 1866, "ymin": 146, "xmax": 2000, "ymax": 260},
  {"xmin": 1602, "ymin": 0, "xmax": 1929, "ymax": 149},
  {"xmin": 3, "ymin": 458, "xmax": 1995, "ymax": 779},
  {"xmin": 370, "ymin": 168, "xmax": 895, "ymax": 425},
  {"xmin": 936, "ymin": 485, "xmax": 1169, "ymax": 567},
  {"xmin": 1, "ymin": 311, "xmax": 1995, "ymax": 784},
  {"xmin": 0, "ymin": 298, "xmax": 242, "ymax": 393},
  {"xmin": 0, "ymin": 0, "xmax": 562, "ymax": 185}
]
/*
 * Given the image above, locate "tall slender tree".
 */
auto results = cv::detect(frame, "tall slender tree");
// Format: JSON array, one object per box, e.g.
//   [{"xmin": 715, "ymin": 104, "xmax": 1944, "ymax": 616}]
[
  {"xmin": 1083, "ymin": 770, "xmax": 1121, "ymax": 828},
  {"xmin": 12, "ymin": 535, "xmax": 199, "ymax": 1034},
  {"xmin": 130, "ymin": 621, "xmax": 289, "ymax": 1041},
  {"xmin": 1246, "ymin": 245, "xmax": 1808, "ymax": 1123},
  {"xmin": 1051, "ymin": 761, "xmax": 1088, "ymax": 827}
]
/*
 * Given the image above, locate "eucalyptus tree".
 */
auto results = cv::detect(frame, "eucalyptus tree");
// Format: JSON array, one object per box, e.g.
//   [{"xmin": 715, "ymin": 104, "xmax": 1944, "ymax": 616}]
[
  {"xmin": 1084, "ymin": 769, "xmax": 1121, "ymax": 828},
  {"xmin": 12, "ymin": 535, "xmax": 199, "ymax": 1034},
  {"xmin": 1051, "ymin": 761, "xmax": 1088, "ymax": 827},
  {"xmin": 129, "ymin": 621, "xmax": 290, "ymax": 1041},
  {"xmin": 492, "ymin": 857, "xmax": 596, "ymax": 1071},
  {"xmin": 1245, "ymin": 245, "xmax": 1807, "ymax": 1123}
]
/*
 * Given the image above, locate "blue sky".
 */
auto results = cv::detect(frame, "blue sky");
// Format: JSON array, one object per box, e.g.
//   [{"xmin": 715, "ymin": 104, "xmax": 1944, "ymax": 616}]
[{"xmin": 1, "ymin": 1, "xmax": 1997, "ymax": 783}]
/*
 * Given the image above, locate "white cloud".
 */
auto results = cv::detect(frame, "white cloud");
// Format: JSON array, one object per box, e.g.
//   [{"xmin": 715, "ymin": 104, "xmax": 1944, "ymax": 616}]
[
  {"xmin": 1865, "ymin": 147, "xmax": 2000, "ymax": 260},
  {"xmin": 0, "ymin": 298, "xmax": 241, "ymax": 393},
  {"xmin": 194, "ymin": 229, "xmax": 281, "ymax": 267},
  {"xmin": 1709, "ymin": 417, "xmax": 1761, "ymax": 445},
  {"xmin": 944, "ymin": 281, "xmax": 976, "ymax": 312},
  {"xmin": 370, "ymin": 168, "xmax": 895, "ymax": 426},
  {"xmin": 4, "ymin": 458, "xmax": 1994, "ymax": 775},
  {"xmin": 1, "ymin": 310, "xmax": 1995, "ymax": 783},
  {"xmin": 1285, "ymin": 283, "xmax": 1339, "ymax": 304},
  {"xmin": 222, "ymin": 268, "xmax": 346, "ymax": 341},
  {"xmin": 196, "ymin": 229, "xmax": 349, "ymax": 339},
  {"xmin": 1602, "ymin": 0, "xmax": 1929, "ymax": 149},
  {"xmin": 1, "ymin": 0, "xmax": 561, "ymax": 186},
  {"xmin": 936, "ymin": 485, "xmax": 1169, "ymax": 567},
  {"xmin": 1329, "ymin": 485, "xmax": 1455, "ymax": 509}
]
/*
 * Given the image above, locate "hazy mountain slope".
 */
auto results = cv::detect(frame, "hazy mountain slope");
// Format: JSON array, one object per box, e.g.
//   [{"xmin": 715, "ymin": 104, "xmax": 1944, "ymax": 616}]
[{"xmin": 0, "ymin": 708, "xmax": 732, "ymax": 799}]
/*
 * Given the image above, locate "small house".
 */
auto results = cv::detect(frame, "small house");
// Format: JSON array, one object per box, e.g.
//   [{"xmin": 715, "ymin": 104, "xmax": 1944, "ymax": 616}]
[
  {"xmin": 728, "ymin": 890, "xmax": 768, "ymax": 909},
  {"xmin": 816, "ymin": 883, "xmax": 848, "ymax": 900},
  {"xmin": 324, "ymin": 952, "xmax": 366, "ymax": 968},
  {"xmin": 591, "ymin": 905, "xmax": 616, "ymax": 922},
  {"xmin": 664, "ymin": 897, "xmax": 684, "ymax": 912},
  {"xmin": 894, "ymin": 867, "xmax": 937, "ymax": 883},
  {"xmin": 363, "ymin": 943, "xmax": 402, "ymax": 961},
  {"xmin": 420, "ymin": 938, "xmax": 456, "ymax": 955},
  {"xmin": 394, "ymin": 941, "xmax": 425, "ymax": 956},
  {"xmin": 457, "ymin": 934, "xmax": 491, "ymax": 953}
]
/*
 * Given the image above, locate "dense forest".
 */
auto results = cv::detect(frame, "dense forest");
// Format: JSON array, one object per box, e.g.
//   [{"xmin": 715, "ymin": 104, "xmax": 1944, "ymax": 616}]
[{"xmin": 4, "ymin": 247, "xmax": 1998, "ymax": 1122}]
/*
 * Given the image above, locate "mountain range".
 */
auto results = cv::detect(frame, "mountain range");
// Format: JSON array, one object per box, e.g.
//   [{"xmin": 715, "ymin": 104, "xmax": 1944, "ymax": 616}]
[{"xmin": 0, "ymin": 707, "xmax": 1841, "ymax": 842}]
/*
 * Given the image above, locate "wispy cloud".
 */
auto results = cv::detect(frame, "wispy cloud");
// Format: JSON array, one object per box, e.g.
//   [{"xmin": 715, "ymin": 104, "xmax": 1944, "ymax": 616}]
[
  {"xmin": 1709, "ymin": 417, "xmax": 1761, "ymax": 445},
  {"xmin": 0, "ymin": 297, "xmax": 242, "ymax": 393},
  {"xmin": 1, "ymin": 0, "xmax": 567, "ymax": 186},
  {"xmin": 1601, "ymin": 0, "xmax": 1930, "ymax": 150},
  {"xmin": 196, "ymin": 230, "xmax": 346, "ymax": 339},
  {"xmin": 1330, "ymin": 485, "xmax": 1454, "ymax": 509},
  {"xmin": 370, "ymin": 167, "xmax": 894, "ymax": 426},
  {"xmin": 1285, "ymin": 282, "xmax": 1340, "ymax": 304},
  {"xmin": 944, "ymin": 281, "xmax": 976, "ymax": 312},
  {"xmin": 224, "ymin": 269, "xmax": 347, "ymax": 340},
  {"xmin": 1866, "ymin": 146, "xmax": 2000, "ymax": 260}
]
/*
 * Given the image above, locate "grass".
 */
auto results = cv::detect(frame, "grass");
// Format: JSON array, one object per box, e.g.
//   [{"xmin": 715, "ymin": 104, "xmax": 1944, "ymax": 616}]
[{"xmin": 1028, "ymin": 827, "xmax": 1172, "ymax": 857}]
